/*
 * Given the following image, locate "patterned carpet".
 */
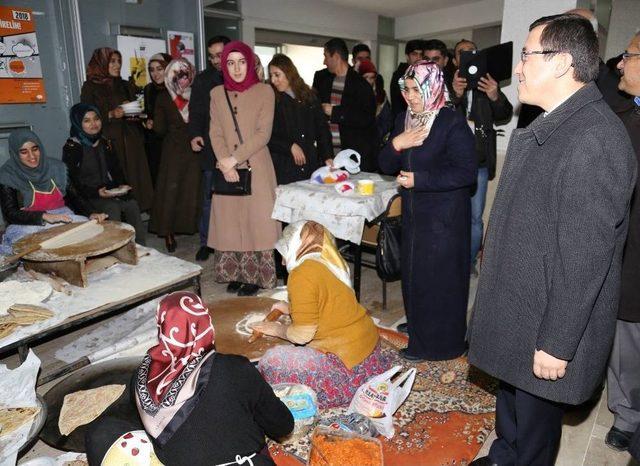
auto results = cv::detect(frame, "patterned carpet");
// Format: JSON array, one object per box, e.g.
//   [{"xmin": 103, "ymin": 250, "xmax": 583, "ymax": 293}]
[{"xmin": 269, "ymin": 328, "xmax": 497, "ymax": 466}]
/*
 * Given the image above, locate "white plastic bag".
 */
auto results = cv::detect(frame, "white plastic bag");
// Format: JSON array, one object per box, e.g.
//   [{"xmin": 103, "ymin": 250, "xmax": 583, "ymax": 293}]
[{"xmin": 346, "ymin": 365, "xmax": 417, "ymax": 438}]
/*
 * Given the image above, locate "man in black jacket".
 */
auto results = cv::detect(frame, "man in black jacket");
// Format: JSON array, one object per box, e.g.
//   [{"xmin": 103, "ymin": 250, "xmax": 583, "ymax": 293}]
[
  {"xmin": 390, "ymin": 39, "xmax": 424, "ymax": 120},
  {"xmin": 188, "ymin": 35, "xmax": 229, "ymax": 262},
  {"xmin": 451, "ymin": 39, "xmax": 512, "ymax": 272},
  {"xmin": 317, "ymin": 38, "xmax": 378, "ymax": 172},
  {"xmin": 605, "ymin": 31, "xmax": 640, "ymax": 453}
]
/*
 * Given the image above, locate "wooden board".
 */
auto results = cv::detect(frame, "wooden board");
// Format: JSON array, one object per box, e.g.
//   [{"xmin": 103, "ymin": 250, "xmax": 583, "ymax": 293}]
[
  {"xmin": 13, "ymin": 221, "xmax": 135, "ymax": 262},
  {"xmin": 209, "ymin": 297, "xmax": 292, "ymax": 361}
]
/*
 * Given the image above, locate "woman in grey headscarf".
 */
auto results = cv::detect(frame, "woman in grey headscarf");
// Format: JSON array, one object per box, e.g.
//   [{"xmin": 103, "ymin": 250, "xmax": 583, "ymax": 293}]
[{"xmin": 0, "ymin": 129, "xmax": 106, "ymax": 253}]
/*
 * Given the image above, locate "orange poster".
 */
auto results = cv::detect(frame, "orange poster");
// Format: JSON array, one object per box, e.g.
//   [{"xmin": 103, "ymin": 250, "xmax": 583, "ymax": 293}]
[{"xmin": 0, "ymin": 6, "xmax": 46, "ymax": 104}]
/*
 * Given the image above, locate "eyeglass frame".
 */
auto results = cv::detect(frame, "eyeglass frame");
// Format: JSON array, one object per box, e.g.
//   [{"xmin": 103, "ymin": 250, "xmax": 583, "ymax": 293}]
[
  {"xmin": 520, "ymin": 50, "xmax": 561, "ymax": 62},
  {"xmin": 622, "ymin": 52, "xmax": 640, "ymax": 61}
]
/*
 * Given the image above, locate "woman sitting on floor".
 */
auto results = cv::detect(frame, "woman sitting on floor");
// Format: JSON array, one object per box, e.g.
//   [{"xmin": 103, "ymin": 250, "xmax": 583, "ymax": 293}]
[
  {"xmin": 63, "ymin": 103, "xmax": 146, "ymax": 245},
  {"xmin": 253, "ymin": 220, "xmax": 392, "ymax": 409},
  {"xmin": 85, "ymin": 291, "xmax": 293, "ymax": 466},
  {"xmin": 0, "ymin": 129, "xmax": 106, "ymax": 254}
]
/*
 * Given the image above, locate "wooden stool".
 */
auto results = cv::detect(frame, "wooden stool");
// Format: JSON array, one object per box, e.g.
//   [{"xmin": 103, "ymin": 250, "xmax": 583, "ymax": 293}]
[{"xmin": 13, "ymin": 221, "xmax": 137, "ymax": 287}]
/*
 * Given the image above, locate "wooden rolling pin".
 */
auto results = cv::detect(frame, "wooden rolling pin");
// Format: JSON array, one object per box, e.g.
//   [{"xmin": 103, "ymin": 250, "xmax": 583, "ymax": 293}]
[
  {"xmin": 2, "ymin": 220, "xmax": 100, "ymax": 265},
  {"xmin": 248, "ymin": 308, "xmax": 284, "ymax": 343}
]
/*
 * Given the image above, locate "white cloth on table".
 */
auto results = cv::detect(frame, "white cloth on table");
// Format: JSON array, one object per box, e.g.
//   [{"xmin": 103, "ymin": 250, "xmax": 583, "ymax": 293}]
[{"xmin": 272, "ymin": 172, "xmax": 398, "ymax": 244}]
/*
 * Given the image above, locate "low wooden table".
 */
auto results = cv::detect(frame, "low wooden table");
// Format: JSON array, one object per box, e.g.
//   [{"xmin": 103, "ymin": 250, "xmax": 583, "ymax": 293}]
[
  {"xmin": 209, "ymin": 297, "xmax": 291, "ymax": 361},
  {"xmin": 0, "ymin": 247, "xmax": 201, "ymax": 382},
  {"xmin": 13, "ymin": 221, "xmax": 137, "ymax": 287}
]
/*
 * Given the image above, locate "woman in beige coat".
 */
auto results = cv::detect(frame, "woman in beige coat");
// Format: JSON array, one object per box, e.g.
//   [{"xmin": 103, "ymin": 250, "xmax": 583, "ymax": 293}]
[{"xmin": 208, "ymin": 41, "xmax": 279, "ymax": 296}]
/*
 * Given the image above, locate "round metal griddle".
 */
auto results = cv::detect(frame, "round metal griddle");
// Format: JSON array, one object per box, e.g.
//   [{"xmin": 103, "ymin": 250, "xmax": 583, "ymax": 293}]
[{"xmin": 41, "ymin": 356, "xmax": 142, "ymax": 452}]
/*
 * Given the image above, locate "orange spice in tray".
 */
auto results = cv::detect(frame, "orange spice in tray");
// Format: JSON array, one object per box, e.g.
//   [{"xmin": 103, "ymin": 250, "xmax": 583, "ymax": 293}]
[{"xmin": 308, "ymin": 430, "xmax": 383, "ymax": 466}]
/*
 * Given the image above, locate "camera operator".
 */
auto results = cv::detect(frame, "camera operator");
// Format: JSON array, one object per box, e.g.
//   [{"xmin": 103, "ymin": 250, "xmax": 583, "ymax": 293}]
[{"xmin": 451, "ymin": 39, "xmax": 513, "ymax": 274}]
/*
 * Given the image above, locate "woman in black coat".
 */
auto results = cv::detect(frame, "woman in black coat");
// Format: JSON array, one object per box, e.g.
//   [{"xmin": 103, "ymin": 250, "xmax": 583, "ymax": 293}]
[
  {"xmin": 81, "ymin": 48, "xmax": 154, "ymax": 211},
  {"xmin": 142, "ymin": 53, "xmax": 173, "ymax": 187},
  {"xmin": 378, "ymin": 61, "xmax": 476, "ymax": 361},
  {"xmin": 85, "ymin": 292, "xmax": 293, "ymax": 466},
  {"xmin": 267, "ymin": 54, "xmax": 332, "ymax": 185},
  {"xmin": 63, "ymin": 103, "xmax": 146, "ymax": 244}
]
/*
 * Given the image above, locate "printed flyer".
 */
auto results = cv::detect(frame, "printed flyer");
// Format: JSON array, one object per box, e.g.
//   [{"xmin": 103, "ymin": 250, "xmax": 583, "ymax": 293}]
[{"xmin": 0, "ymin": 6, "xmax": 46, "ymax": 104}]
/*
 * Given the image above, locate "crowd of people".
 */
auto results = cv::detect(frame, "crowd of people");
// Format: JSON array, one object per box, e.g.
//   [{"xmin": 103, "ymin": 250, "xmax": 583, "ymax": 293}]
[{"xmin": 1, "ymin": 7, "xmax": 640, "ymax": 465}]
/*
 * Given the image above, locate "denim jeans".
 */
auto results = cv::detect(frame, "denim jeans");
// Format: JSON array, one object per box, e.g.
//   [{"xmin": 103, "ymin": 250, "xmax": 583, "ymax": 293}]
[
  {"xmin": 199, "ymin": 169, "xmax": 214, "ymax": 246},
  {"xmin": 470, "ymin": 167, "xmax": 489, "ymax": 266}
]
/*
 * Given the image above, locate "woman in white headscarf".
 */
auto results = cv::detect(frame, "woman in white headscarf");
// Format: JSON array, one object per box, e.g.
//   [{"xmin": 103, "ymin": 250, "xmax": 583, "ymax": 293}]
[{"xmin": 254, "ymin": 220, "xmax": 392, "ymax": 409}]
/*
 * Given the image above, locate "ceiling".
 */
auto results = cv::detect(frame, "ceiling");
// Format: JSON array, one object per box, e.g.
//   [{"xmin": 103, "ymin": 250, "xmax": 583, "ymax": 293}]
[{"xmin": 319, "ymin": 0, "xmax": 486, "ymax": 17}]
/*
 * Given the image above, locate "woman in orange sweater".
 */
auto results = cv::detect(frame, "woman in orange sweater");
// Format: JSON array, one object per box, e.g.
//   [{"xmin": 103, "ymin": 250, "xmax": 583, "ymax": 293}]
[{"xmin": 254, "ymin": 220, "xmax": 392, "ymax": 408}]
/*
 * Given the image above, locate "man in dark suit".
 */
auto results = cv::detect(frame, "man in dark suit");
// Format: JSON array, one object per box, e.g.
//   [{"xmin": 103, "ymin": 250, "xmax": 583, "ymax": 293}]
[
  {"xmin": 605, "ymin": 31, "xmax": 640, "ymax": 453},
  {"xmin": 451, "ymin": 39, "xmax": 513, "ymax": 273},
  {"xmin": 188, "ymin": 35, "xmax": 229, "ymax": 261},
  {"xmin": 468, "ymin": 14, "xmax": 636, "ymax": 465},
  {"xmin": 317, "ymin": 38, "xmax": 378, "ymax": 172}
]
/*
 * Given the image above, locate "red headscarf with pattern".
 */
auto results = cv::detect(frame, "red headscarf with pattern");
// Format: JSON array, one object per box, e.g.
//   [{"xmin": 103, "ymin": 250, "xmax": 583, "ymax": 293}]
[{"xmin": 145, "ymin": 292, "xmax": 214, "ymax": 403}]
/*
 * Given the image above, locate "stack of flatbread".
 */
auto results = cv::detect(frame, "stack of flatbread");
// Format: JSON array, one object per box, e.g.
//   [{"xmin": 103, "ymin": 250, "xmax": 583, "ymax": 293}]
[
  {"xmin": 59, "ymin": 384, "xmax": 126, "ymax": 436},
  {"xmin": 0, "ymin": 406, "xmax": 40, "ymax": 437},
  {"xmin": 0, "ymin": 304, "xmax": 54, "ymax": 339}
]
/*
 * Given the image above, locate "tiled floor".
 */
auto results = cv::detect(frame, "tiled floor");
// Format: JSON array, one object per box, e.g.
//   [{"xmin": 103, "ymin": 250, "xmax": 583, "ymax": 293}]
[{"xmin": 11, "ymin": 229, "xmax": 640, "ymax": 465}]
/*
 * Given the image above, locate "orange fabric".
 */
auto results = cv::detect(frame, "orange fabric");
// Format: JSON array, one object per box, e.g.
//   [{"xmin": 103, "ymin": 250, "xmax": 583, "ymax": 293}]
[{"xmin": 287, "ymin": 260, "xmax": 378, "ymax": 369}]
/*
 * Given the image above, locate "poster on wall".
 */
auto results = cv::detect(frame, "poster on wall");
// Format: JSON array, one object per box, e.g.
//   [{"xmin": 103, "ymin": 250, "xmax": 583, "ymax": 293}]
[
  {"xmin": 167, "ymin": 30, "xmax": 195, "ymax": 67},
  {"xmin": 0, "ymin": 6, "xmax": 46, "ymax": 104},
  {"xmin": 116, "ymin": 35, "xmax": 167, "ymax": 87}
]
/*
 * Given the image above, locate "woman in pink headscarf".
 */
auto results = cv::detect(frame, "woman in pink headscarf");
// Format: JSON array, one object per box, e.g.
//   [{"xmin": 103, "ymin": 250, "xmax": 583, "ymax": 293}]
[
  {"xmin": 378, "ymin": 60, "xmax": 477, "ymax": 362},
  {"xmin": 208, "ymin": 41, "xmax": 279, "ymax": 297}
]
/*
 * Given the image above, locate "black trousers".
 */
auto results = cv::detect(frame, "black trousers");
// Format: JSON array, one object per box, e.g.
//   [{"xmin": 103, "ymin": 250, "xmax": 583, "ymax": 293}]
[{"xmin": 488, "ymin": 382, "xmax": 564, "ymax": 465}]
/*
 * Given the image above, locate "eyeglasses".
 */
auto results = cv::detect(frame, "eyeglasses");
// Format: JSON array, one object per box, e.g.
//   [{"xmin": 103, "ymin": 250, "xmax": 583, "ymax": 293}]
[
  {"xmin": 622, "ymin": 52, "xmax": 640, "ymax": 61},
  {"xmin": 520, "ymin": 50, "xmax": 560, "ymax": 62}
]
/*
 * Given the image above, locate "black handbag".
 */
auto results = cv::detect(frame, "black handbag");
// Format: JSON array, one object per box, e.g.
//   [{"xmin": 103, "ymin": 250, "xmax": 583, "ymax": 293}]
[
  {"xmin": 211, "ymin": 90, "xmax": 252, "ymax": 196},
  {"xmin": 375, "ymin": 201, "xmax": 402, "ymax": 282}
]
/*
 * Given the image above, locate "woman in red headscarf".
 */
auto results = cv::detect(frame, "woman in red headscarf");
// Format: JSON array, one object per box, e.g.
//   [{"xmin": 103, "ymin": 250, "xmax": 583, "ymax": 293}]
[
  {"xmin": 378, "ymin": 60, "xmax": 477, "ymax": 362},
  {"xmin": 84, "ymin": 292, "xmax": 293, "ymax": 466},
  {"xmin": 208, "ymin": 41, "xmax": 279, "ymax": 296},
  {"xmin": 357, "ymin": 59, "xmax": 393, "ymax": 148},
  {"xmin": 81, "ymin": 47, "xmax": 154, "ymax": 212},
  {"xmin": 149, "ymin": 58, "xmax": 202, "ymax": 252}
]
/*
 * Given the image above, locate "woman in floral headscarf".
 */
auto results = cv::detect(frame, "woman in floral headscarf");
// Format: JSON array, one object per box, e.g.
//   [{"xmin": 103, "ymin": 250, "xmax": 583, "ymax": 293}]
[
  {"xmin": 254, "ymin": 220, "xmax": 392, "ymax": 409},
  {"xmin": 378, "ymin": 60, "xmax": 477, "ymax": 362},
  {"xmin": 149, "ymin": 58, "xmax": 202, "ymax": 252},
  {"xmin": 85, "ymin": 292, "xmax": 293, "ymax": 466}
]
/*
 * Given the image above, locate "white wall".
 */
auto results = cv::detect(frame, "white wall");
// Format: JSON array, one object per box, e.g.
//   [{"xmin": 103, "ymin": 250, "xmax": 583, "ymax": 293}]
[
  {"xmin": 395, "ymin": 0, "xmax": 504, "ymax": 40},
  {"xmin": 241, "ymin": 0, "xmax": 379, "ymax": 49},
  {"xmin": 604, "ymin": 0, "xmax": 640, "ymax": 61},
  {"xmin": 498, "ymin": 0, "xmax": 577, "ymax": 151}
]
